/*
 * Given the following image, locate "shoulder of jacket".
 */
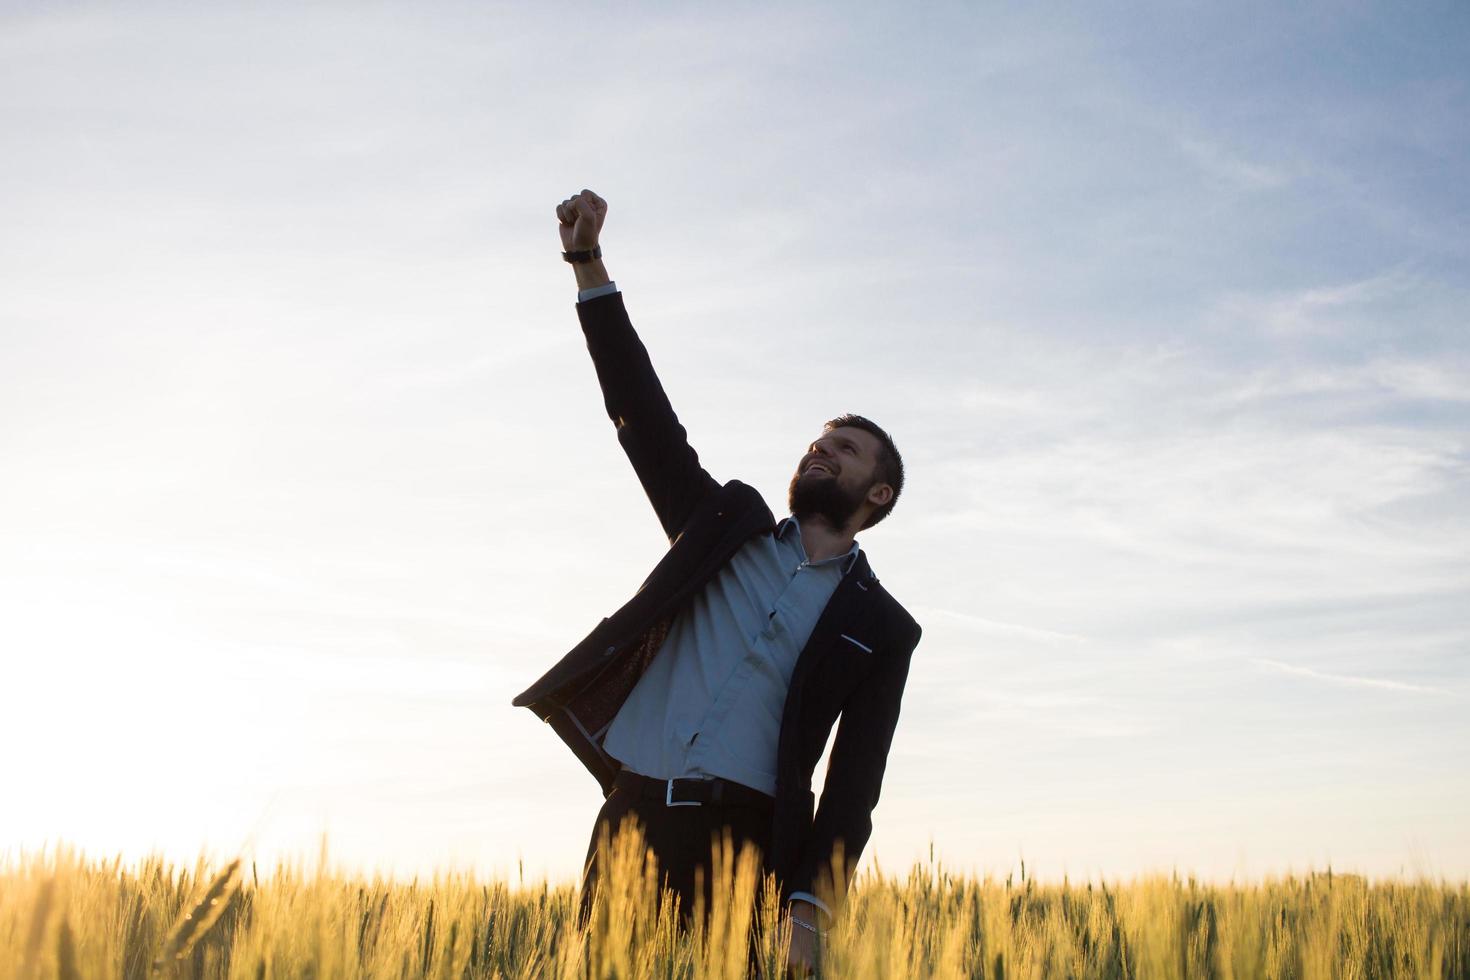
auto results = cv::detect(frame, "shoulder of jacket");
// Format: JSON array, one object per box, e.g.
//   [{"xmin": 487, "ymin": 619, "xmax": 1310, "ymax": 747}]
[
  {"xmin": 858, "ymin": 572, "xmax": 923, "ymax": 647},
  {"xmin": 717, "ymin": 479, "xmax": 764, "ymax": 502},
  {"xmin": 680, "ymin": 481, "xmax": 774, "ymax": 538},
  {"xmin": 706, "ymin": 480, "xmax": 770, "ymax": 517}
]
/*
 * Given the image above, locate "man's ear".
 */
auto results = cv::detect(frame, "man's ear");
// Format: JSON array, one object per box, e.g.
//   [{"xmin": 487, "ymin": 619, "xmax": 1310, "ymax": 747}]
[{"xmin": 866, "ymin": 482, "xmax": 894, "ymax": 508}]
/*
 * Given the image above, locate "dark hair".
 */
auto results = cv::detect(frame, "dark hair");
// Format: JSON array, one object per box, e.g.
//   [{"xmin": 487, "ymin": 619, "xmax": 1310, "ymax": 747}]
[{"xmin": 823, "ymin": 413, "xmax": 904, "ymax": 529}]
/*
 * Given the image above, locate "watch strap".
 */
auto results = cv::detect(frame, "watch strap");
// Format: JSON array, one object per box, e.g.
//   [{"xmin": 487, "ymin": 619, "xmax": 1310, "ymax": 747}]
[{"xmin": 562, "ymin": 245, "xmax": 603, "ymax": 264}]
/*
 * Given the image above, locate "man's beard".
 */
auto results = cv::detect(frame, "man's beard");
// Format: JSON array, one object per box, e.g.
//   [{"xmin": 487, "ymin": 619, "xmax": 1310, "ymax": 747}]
[{"xmin": 787, "ymin": 470, "xmax": 866, "ymax": 531}]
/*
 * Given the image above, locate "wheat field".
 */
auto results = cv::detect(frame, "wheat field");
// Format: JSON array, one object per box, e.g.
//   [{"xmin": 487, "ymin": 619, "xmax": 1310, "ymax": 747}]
[{"xmin": 3, "ymin": 824, "xmax": 1467, "ymax": 979}]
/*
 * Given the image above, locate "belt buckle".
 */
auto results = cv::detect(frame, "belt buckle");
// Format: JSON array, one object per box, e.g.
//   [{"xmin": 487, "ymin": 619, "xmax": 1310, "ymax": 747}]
[{"xmin": 666, "ymin": 778, "xmax": 701, "ymax": 807}]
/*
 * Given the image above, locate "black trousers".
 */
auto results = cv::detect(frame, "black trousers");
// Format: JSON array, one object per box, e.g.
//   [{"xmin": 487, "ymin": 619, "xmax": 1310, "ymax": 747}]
[{"xmin": 577, "ymin": 769, "xmax": 777, "ymax": 931}]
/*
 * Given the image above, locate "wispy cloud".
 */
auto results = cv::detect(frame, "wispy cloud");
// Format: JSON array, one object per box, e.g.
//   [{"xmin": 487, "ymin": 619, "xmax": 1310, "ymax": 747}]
[
  {"xmin": 1252, "ymin": 657, "xmax": 1456, "ymax": 696},
  {"xmin": 1218, "ymin": 356, "xmax": 1470, "ymax": 407},
  {"xmin": 1215, "ymin": 269, "xmax": 1418, "ymax": 337},
  {"xmin": 913, "ymin": 605, "xmax": 1088, "ymax": 646},
  {"xmin": 1179, "ymin": 137, "xmax": 1291, "ymax": 191}
]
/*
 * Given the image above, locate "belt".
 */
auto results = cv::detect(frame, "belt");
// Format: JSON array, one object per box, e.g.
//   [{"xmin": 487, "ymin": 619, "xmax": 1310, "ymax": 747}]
[{"xmin": 614, "ymin": 767, "xmax": 775, "ymax": 811}]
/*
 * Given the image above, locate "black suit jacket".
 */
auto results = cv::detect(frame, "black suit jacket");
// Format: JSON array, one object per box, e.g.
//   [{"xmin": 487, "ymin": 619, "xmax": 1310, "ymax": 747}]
[{"xmin": 511, "ymin": 290, "xmax": 922, "ymax": 911}]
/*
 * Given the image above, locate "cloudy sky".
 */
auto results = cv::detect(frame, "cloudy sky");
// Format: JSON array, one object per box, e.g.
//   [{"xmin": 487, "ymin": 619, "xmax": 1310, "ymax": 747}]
[{"xmin": 2, "ymin": 2, "xmax": 1467, "ymax": 885}]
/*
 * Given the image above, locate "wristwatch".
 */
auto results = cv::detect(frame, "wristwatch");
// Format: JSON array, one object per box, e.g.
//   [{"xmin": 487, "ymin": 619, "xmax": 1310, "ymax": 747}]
[{"xmin": 562, "ymin": 245, "xmax": 602, "ymax": 263}]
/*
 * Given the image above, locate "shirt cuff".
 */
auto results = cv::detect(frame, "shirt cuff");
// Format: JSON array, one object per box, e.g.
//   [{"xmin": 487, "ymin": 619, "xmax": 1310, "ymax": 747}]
[
  {"xmin": 576, "ymin": 281, "xmax": 619, "ymax": 303},
  {"xmin": 787, "ymin": 891, "xmax": 833, "ymax": 919}
]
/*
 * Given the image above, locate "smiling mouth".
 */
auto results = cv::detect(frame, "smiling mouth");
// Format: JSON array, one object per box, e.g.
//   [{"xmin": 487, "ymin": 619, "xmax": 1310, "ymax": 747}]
[{"xmin": 805, "ymin": 462, "xmax": 835, "ymax": 476}]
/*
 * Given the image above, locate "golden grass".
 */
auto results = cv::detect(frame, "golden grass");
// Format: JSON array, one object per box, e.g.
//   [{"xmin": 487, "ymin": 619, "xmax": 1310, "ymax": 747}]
[{"xmin": 2, "ymin": 832, "xmax": 1466, "ymax": 979}]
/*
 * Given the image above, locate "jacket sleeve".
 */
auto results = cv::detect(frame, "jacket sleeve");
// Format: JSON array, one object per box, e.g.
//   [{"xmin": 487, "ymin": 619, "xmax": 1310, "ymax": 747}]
[
  {"xmin": 786, "ymin": 617, "xmax": 922, "ymax": 917},
  {"xmin": 577, "ymin": 291, "xmax": 719, "ymax": 542}
]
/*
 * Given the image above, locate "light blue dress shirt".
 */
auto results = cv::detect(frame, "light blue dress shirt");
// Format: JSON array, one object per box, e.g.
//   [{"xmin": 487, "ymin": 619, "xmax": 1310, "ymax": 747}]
[{"xmin": 601, "ymin": 517, "xmax": 858, "ymax": 795}]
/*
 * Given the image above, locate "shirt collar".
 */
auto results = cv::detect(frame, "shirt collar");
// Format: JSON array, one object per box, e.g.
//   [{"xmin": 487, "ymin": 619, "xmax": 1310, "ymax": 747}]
[{"xmin": 777, "ymin": 516, "xmax": 861, "ymax": 575}]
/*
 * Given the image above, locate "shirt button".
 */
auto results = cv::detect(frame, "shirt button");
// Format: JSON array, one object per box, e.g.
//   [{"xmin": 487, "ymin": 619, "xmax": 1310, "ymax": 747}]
[{"xmin": 604, "ymin": 645, "xmax": 616, "ymax": 657}]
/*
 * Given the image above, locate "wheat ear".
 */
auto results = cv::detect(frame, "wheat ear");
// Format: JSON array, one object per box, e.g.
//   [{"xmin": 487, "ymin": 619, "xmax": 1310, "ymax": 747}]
[{"xmin": 152, "ymin": 858, "xmax": 243, "ymax": 975}]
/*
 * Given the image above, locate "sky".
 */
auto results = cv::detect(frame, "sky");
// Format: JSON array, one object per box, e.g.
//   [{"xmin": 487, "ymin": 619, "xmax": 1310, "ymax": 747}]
[{"xmin": 2, "ymin": 2, "xmax": 1467, "ymax": 885}]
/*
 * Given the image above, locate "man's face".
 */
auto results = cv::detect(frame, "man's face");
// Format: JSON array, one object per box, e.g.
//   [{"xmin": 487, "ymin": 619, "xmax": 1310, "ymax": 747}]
[{"xmin": 787, "ymin": 426, "xmax": 888, "ymax": 531}]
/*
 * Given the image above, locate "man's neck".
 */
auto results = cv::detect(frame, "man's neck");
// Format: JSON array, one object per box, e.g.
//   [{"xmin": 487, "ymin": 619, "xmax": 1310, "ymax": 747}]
[{"xmin": 795, "ymin": 515, "xmax": 857, "ymax": 564}]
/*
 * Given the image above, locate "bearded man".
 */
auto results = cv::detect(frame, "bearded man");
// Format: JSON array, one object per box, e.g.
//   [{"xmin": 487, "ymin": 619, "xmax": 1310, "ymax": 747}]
[{"xmin": 512, "ymin": 188, "xmax": 922, "ymax": 973}]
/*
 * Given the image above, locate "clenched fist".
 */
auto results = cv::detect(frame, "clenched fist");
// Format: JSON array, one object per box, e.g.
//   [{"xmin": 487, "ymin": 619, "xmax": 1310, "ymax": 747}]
[{"xmin": 557, "ymin": 189, "xmax": 607, "ymax": 252}]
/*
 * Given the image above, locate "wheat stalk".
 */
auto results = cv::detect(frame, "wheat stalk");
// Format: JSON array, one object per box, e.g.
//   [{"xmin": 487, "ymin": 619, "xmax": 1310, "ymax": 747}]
[{"xmin": 152, "ymin": 857, "xmax": 243, "ymax": 976}]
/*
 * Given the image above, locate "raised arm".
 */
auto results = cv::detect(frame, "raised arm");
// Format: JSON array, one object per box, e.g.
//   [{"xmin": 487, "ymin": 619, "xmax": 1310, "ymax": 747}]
[{"xmin": 557, "ymin": 189, "xmax": 718, "ymax": 541}]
